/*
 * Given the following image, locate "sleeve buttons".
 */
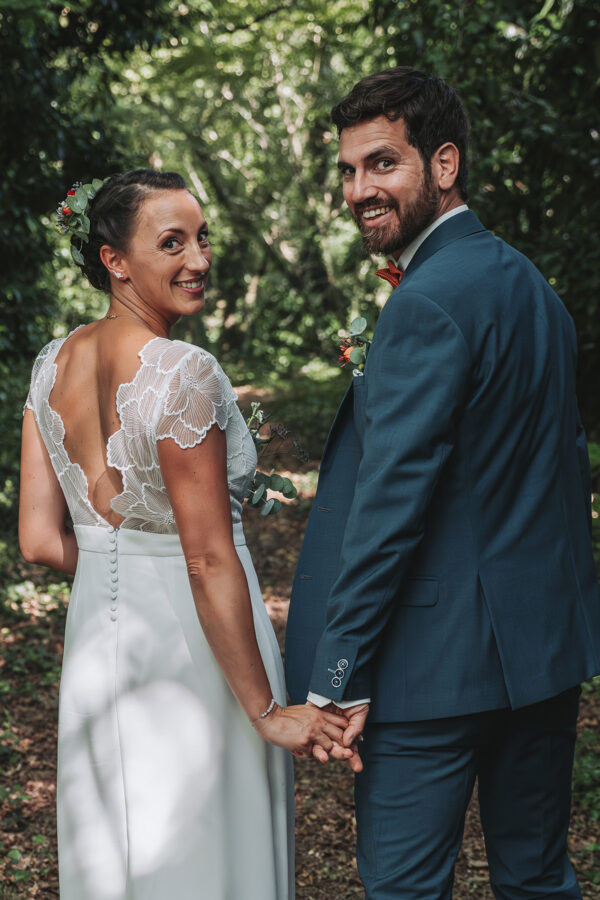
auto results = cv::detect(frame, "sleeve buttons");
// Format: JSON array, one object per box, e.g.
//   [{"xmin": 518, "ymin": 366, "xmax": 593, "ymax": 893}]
[{"xmin": 328, "ymin": 658, "xmax": 350, "ymax": 689}]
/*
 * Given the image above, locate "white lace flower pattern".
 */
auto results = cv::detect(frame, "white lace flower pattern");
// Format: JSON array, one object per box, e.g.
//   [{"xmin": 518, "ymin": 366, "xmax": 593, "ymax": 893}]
[
  {"xmin": 25, "ymin": 327, "xmax": 104, "ymax": 528},
  {"xmin": 26, "ymin": 334, "xmax": 257, "ymax": 533}
]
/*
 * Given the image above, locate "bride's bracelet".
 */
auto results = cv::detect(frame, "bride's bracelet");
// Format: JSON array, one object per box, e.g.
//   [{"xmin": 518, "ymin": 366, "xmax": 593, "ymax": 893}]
[{"xmin": 255, "ymin": 698, "xmax": 277, "ymax": 722}]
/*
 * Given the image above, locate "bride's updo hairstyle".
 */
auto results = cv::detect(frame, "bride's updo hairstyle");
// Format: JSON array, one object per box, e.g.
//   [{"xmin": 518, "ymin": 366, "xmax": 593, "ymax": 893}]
[{"xmin": 79, "ymin": 169, "xmax": 187, "ymax": 293}]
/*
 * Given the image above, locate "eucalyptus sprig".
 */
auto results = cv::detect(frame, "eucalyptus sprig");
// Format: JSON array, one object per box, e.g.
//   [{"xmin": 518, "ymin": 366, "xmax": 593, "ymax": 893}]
[
  {"xmin": 245, "ymin": 401, "xmax": 306, "ymax": 516},
  {"xmin": 56, "ymin": 178, "xmax": 106, "ymax": 267}
]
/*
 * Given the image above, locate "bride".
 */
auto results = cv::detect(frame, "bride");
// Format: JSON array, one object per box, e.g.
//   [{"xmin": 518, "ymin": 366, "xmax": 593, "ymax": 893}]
[{"xmin": 19, "ymin": 169, "xmax": 351, "ymax": 900}]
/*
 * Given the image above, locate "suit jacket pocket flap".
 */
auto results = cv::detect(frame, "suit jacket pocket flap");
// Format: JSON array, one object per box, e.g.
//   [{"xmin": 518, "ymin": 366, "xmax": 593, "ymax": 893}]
[{"xmin": 399, "ymin": 577, "xmax": 439, "ymax": 607}]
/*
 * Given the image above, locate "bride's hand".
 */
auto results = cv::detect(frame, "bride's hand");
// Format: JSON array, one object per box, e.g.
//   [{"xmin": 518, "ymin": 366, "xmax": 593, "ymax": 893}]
[{"xmin": 254, "ymin": 703, "xmax": 352, "ymax": 760}]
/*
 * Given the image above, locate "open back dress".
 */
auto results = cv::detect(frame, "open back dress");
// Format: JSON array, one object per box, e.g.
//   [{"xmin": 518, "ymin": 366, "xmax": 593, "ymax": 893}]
[{"xmin": 26, "ymin": 330, "xmax": 294, "ymax": 900}]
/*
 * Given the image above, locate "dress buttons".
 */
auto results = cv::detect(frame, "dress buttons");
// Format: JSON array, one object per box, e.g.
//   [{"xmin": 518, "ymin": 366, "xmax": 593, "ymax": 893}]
[
  {"xmin": 331, "ymin": 676, "xmax": 342, "ymax": 688},
  {"xmin": 107, "ymin": 527, "xmax": 118, "ymax": 623},
  {"xmin": 338, "ymin": 658, "xmax": 349, "ymax": 669}
]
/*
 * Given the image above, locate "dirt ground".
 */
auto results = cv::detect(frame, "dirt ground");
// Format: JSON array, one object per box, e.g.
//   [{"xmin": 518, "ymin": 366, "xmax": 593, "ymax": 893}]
[{"xmin": 1, "ymin": 477, "xmax": 599, "ymax": 898}]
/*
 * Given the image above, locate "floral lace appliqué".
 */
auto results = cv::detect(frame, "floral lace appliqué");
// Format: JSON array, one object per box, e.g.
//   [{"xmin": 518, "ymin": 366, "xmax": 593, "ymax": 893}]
[
  {"xmin": 26, "ymin": 335, "xmax": 256, "ymax": 533},
  {"xmin": 25, "ymin": 327, "xmax": 104, "ymax": 528}
]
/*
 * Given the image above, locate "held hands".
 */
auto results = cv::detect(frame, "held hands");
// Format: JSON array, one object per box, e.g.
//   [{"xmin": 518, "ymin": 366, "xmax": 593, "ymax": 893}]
[
  {"xmin": 313, "ymin": 701, "xmax": 370, "ymax": 773},
  {"xmin": 297, "ymin": 701, "xmax": 369, "ymax": 772},
  {"xmin": 253, "ymin": 700, "xmax": 370, "ymax": 771},
  {"xmin": 253, "ymin": 702, "xmax": 352, "ymax": 762}
]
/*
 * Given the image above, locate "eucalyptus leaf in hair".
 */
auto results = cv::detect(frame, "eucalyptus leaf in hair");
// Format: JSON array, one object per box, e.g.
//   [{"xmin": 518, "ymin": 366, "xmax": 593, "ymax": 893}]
[
  {"xmin": 56, "ymin": 178, "xmax": 107, "ymax": 260},
  {"xmin": 71, "ymin": 245, "xmax": 85, "ymax": 266}
]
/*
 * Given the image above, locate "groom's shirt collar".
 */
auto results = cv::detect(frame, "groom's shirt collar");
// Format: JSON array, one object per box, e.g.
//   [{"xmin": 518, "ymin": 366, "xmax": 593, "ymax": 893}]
[{"xmin": 398, "ymin": 204, "xmax": 469, "ymax": 272}]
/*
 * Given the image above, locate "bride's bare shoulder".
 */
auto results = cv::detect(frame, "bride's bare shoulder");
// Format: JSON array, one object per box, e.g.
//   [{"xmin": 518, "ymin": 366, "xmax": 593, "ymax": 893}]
[
  {"xmin": 58, "ymin": 323, "xmax": 202, "ymax": 389},
  {"xmin": 91, "ymin": 321, "xmax": 167, "ymax": 382}
]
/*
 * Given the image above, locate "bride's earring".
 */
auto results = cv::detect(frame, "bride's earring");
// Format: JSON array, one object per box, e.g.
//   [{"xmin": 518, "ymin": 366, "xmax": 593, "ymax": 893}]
[{"xmin": 112, "ymin": 271, "xmax": 124, "ymax": 279}]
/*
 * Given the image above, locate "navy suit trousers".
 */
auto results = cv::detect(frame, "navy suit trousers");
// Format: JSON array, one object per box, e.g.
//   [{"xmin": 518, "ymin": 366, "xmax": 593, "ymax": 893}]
[{"xmin": 354, "ymin": 687, "xmax": 582, "ymax": 900}]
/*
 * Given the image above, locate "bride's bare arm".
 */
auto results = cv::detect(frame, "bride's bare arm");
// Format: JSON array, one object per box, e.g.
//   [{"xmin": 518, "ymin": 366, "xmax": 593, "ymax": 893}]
[
  {"xmin": 158, "ymin": 423, "xmax": 349, "ymax": 757},
  {"xmin": 19, "ymin": 409, "xmax": 78, "ymax": 575}
]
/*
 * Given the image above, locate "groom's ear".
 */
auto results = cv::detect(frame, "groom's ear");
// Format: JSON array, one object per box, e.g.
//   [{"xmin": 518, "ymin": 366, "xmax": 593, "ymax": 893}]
[{"xmin": 431, "ymin": 142, "xmax": 460, "ymax": 193}]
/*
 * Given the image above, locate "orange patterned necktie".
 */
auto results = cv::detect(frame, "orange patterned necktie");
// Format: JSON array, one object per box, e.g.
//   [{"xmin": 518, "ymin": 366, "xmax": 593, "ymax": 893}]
[{"xmin": 375, "ymin": 259, "xmax": 403, "ymax": 288}]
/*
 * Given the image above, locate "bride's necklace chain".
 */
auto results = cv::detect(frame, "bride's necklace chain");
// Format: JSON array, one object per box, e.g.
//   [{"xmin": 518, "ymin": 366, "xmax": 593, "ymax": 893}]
[
  {"xmin": 105, "ymin": 312, "xmax": 141, "ymax": 322},
  {"xmin": 104, "ymin": 311, "xmax": 160, "ymax": 335}
]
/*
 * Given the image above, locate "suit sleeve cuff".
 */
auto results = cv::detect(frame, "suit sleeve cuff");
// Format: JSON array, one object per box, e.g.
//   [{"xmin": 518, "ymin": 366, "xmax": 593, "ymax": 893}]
[
  {"xmin": 309, "ymin": 640, "xmax": 370, "ymax": 700},
  {"xmin": 307, "ymin": 691, "xmax": 371, "ymax": 709},
  {"xmin": 306, "ymin": 692, "xmax": 332, "ymax": 708}
]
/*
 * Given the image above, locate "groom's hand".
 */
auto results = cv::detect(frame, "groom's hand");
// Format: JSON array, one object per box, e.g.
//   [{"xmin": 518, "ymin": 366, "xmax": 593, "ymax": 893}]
[
  {"xmin": 341, "ymin": 702, "xmax": 370, "ymax": 748},
  {"xmin": 307, "ymin": 701, "xmax": 368, "ymax": 772},
  {"xmin": 336, "ymin": 702, "xmax": 369, "ymax": 773},
  {"xmin": 302, "ymin": 701, "xmax": 352, "ymax": 764}
]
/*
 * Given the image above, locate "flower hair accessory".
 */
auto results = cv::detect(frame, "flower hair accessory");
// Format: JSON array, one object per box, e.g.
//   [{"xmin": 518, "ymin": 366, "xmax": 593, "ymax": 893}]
[
  {"xmin": 56, "ymin": 178, "xmax": 106, "ymax": 267},
  {"xmin": 339, "ymin": 316, "xmax": 371, "ymax": 375}
]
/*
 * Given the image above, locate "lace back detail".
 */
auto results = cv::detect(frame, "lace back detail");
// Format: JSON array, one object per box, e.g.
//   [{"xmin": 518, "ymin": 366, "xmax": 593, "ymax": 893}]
[
  {"xmin": 26, "ymin": 335, "xmax": 256, "ymax": 534},
  {"xmin": 25, "ymin": 328, "xmax": 104, "ymax": 528},
  {"xmin": 106, "ymin": 339, "xmax": 239, "ymax": 532}
]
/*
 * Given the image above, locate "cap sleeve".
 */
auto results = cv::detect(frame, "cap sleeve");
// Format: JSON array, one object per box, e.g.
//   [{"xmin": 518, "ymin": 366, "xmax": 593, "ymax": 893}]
[
  {"xmin": 23, "ymin": 338, "xmax": 63, "ymax": 415},
  {"xmin": 155, "ymin": 344, "xmax": 238, "ymax": 449}
]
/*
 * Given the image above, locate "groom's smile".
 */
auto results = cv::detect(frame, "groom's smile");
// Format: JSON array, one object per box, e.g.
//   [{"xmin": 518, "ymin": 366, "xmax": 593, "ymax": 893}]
[{"xmin": 359, "ymin": 203, "xmax": 396, "ymax": 223}]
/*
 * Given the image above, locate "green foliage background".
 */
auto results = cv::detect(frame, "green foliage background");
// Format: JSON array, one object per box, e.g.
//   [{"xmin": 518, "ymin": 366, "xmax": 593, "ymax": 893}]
[
  {"xmin": 1, "ymin": 2, "xmax": 600, "ymax": 890},
  {"xmin": 1, "ymin": 0, "xmax": 599, "ymax": 489}
]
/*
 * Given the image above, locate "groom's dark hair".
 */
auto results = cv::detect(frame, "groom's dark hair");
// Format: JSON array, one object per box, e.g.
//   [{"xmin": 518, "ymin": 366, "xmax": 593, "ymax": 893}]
[{"xmin": 331, "ymin": 67, "xmax": 469, "ymax": 200}]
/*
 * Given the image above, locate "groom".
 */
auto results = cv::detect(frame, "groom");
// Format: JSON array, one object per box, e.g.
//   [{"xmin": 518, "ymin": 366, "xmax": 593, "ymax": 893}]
[{"xmin": 286, "ymin": 67, "xmax": 600, "ymax": 899}]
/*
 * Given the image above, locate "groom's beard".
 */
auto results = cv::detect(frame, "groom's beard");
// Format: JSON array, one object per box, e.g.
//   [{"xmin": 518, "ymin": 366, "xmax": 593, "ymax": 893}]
[{"xmin": 353, "ymin": 163, "xmax": 440, "ymax": 257}]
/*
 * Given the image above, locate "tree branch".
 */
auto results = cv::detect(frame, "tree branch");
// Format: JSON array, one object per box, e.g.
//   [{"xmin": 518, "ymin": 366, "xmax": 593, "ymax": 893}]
[{"xmin": 221, "ymin": 4, "xmax": 293, "ymax": 34}]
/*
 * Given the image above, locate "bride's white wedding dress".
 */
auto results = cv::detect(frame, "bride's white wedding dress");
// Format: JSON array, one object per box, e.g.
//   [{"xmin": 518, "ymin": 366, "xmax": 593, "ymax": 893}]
[{"xmin": 26, "ymin": 331, "xmax": 294, "ymax": 900}]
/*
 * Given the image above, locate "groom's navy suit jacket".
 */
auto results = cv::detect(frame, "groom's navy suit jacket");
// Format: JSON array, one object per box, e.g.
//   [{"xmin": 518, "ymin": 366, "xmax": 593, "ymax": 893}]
[{"xmin": 285, "ymin": 210, "xmax": 600, "ymax": 722}]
